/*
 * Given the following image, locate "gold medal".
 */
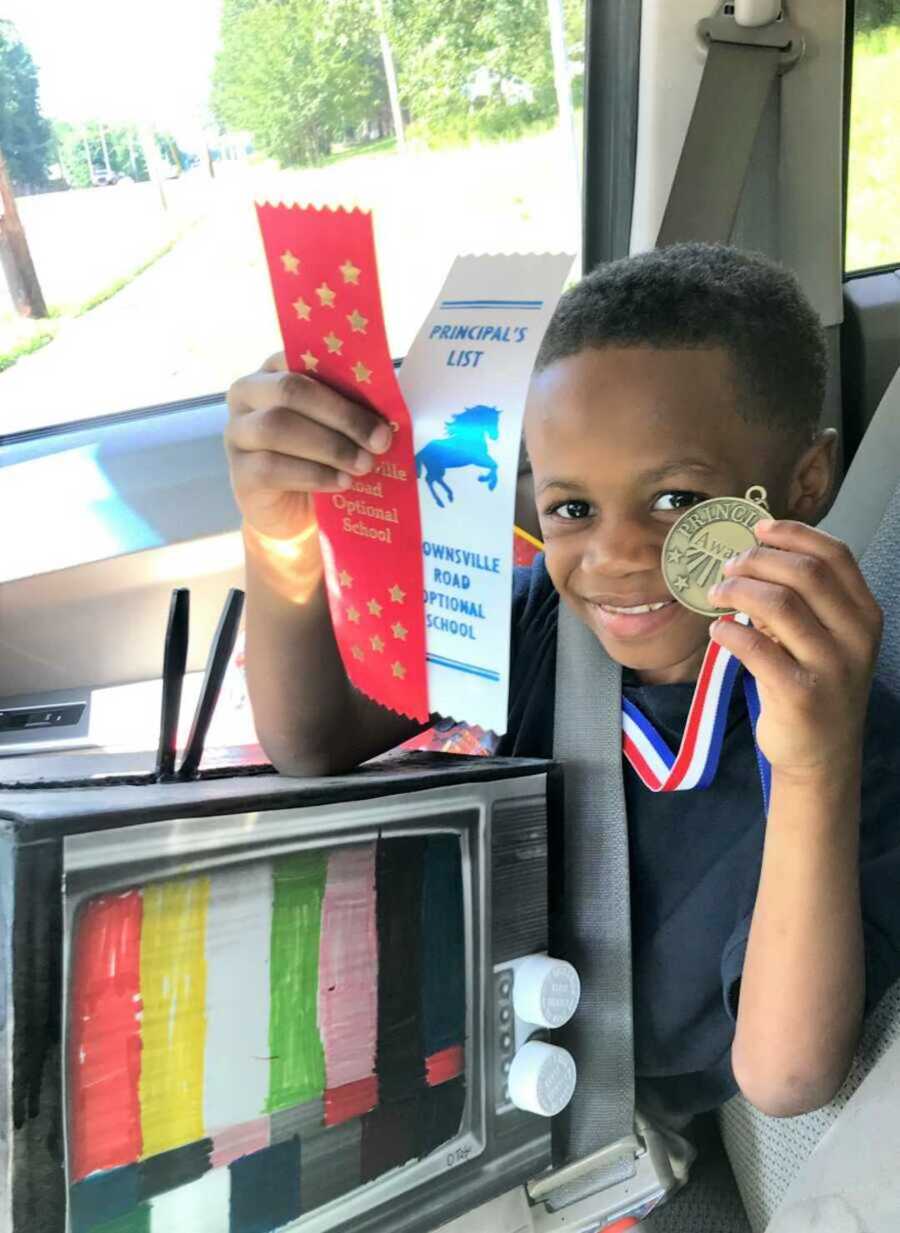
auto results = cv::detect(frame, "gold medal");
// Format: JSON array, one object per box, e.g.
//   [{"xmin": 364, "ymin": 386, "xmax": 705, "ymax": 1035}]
[{"xmin": 661, "ymin": 486, "xmax": 770, "ymax": 616}]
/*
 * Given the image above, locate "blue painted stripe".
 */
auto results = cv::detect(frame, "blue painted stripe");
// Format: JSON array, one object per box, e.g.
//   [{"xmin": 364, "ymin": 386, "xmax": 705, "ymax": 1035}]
[{"xmin": 426, "ymin": 653, "xmax": 500, "ymax": 682}]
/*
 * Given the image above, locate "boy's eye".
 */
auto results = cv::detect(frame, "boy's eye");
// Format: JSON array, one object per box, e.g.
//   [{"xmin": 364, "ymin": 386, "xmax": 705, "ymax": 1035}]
[
  {"xmin": 653, "ymin": 490, "xmax": 704, "ymax": 512},
  {"xmin": 547, "ymin": 499, "xmax": 593, "ymax": 521}
]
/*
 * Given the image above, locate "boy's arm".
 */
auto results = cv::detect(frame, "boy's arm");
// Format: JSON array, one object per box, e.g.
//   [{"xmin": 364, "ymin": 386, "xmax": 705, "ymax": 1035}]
[
  {"xmin": 708, "ymin": 519, "xmax": 883, "ymax": 1117},
  {"xmin": 243, "ymin": 523, "xmax": 427, "ymax": 775},
  {"xmin": 730, "ymin": 763, "xmax": 864, "ymax": 1117},
  {"xmin": 228, "ymin": 356, "xmax": 427, "ymax": 775}
]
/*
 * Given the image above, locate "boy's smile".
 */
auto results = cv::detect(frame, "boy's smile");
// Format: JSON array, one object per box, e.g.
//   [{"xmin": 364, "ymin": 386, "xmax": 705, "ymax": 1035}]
[{"xmin": 524, "ymin": 346, "xmax": 799, "ymax": 684}]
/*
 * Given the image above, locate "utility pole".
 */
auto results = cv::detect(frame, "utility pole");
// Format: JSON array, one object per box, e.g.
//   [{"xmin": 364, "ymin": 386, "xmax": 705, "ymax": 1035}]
[
  {"xmin": 547, "ymin": 0, "xmax": 580, "ymax": 197},
  {"xmin": 0, "ymin": 147, "xmax": 48, "ymax": 319},
  {"xmin": 139, "ymin": 126, "xmax": 168, "ymax": 212},
  {"xmin": 99, "ymin": 123, "xmax": 112, "ymax": 175},
  {"xmin": 373, "ymin": 0, "xmax": 405, "ymax": 152}
]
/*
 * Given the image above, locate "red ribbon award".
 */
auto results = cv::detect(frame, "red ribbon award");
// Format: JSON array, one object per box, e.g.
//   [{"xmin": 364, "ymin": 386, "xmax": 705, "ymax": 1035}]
[{"xmin": 256, "ymin": 204, "xmax": 429, "ymax": 722}]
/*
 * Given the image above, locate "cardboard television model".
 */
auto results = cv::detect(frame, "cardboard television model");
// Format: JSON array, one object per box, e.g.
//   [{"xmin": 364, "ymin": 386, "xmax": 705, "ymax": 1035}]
[{"xmin": 0, "ymin": 754, "xmax": 569, "ymax": 1233}]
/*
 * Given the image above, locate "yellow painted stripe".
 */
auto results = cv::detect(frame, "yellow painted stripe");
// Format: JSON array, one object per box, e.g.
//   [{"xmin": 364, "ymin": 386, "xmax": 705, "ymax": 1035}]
[{"xmin": 139, "ymin": 876, "xmax": 210, "ymax": 1156}]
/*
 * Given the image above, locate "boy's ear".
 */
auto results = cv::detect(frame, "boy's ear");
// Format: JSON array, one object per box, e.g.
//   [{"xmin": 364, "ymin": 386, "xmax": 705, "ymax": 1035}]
[{"xmin": 786, "ymin": 428, "xmax": 838, "ymax": 523}]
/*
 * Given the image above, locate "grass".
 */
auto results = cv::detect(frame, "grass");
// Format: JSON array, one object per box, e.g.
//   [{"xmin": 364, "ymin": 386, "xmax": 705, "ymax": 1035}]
[
  {"xmin": 0, "ymin": 323, "xmax": 57, "ymax": 374},
  {"xmin": 0, "ymin": 229, "xmax": 187, "ymax": 374},
  {"xmin": 846, "ymin": 25, "xmax": 900, "ymax": 271},
  {"xmin": 322, "ymin": 134, "xmax": 397, "ymax": 166}
]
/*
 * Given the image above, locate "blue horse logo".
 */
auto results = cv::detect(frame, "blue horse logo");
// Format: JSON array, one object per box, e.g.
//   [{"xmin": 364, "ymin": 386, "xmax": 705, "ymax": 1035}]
[{"xmin": 415, "ymin": 404, "xmax": 501, "ymax": 509}]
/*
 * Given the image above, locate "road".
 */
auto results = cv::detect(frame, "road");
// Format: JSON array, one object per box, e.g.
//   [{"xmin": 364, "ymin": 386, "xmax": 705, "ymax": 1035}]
[{"xmin": 1, "ymin": 128, "xmax": 582, "ymax": 434}]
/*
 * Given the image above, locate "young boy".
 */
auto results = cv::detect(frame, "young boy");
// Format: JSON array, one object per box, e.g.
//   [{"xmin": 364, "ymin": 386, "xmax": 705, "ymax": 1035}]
[{"xmin": 226, "ymin": 244, "xmax": 900, "ymax": 1127}]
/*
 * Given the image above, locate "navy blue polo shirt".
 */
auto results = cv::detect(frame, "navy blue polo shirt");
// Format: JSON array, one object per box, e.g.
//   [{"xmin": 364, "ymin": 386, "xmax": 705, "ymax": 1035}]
[{"xmin": 496, "ymin": 555, "xmax": 900, "ymax": 1120}]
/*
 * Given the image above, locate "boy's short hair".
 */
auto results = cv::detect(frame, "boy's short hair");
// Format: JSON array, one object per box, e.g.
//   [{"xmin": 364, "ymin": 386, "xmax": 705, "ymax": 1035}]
[{"xmin": 535, "ymin": 243, "xmax": 827, "ymax": 444}]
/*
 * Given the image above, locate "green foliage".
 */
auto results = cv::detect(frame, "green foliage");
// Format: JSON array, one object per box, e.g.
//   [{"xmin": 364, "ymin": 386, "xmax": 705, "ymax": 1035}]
[
  {"xmin": 211, "ymin": 0, "xmax": 585, "ymax": 166},
  {"xmin": 52, "ymin": 122, "xmax": 183, "ymax": 189},
  {"xmin": 0, "ymin": 20, "xmax": 52, "ymax": 190},
  {"xmin": 211, "ymin": 0, "xmax": 390, "ymax": 166},
  {"xmin": 855, "ymin": 0, "xmax": 899, "ymax": 33}
]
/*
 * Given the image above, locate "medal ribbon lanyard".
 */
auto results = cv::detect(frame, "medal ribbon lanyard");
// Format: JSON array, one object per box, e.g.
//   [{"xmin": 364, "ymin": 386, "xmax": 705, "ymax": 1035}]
[{"xmin": 621, "ymin": 612, "xmax": 772, "ymax": 811}]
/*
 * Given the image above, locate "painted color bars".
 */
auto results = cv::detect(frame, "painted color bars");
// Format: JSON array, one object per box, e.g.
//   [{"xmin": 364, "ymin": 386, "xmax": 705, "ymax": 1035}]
[{"xmin": 67, "ymin": 836, "xmax": 466, "ymax": 1233}]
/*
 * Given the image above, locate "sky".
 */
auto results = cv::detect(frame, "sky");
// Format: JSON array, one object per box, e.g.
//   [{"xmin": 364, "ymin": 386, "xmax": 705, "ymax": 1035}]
[{"xmin": 1, "ymin": 0, "xmax": 223, "ymax": 133}]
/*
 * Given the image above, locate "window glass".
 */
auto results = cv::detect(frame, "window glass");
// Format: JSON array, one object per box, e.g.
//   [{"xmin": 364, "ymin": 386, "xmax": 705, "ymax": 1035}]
[
  {"xmin": 0, "ymin": 0, "xmax": 585, "ymax": 434},
  {"xmin": 845, "ymin": 0, "xmax": 900, "ymax": 273}
]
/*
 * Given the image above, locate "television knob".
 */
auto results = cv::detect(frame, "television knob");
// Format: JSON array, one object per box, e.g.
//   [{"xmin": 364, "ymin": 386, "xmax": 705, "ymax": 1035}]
[
  {"xmin": 507, "ymin": 1041, "xmax": 576, "ymax": 1117},
  {"xmin": 512, "ymin": 955, "xmax": 580, "ymax": 1028}
]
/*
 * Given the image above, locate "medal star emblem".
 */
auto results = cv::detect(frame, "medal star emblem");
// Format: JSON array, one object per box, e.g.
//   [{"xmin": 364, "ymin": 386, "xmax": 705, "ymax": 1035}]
[
  {"xmin": 351, "ymin": 645, "xmax": 364, "ymax": 662},
  {"xmin": 316, "ymin": 282, "xmax": 336, "ymax": 307},
  {"xmin": 390, "ymin": 621, "xmax": 407, "ymax": 640},
  {"xmin": 347, "ymin": 309, "xmax": 368, "ymax": 334},
  {"xmin": 339, "ymin": 259, "xmax": 361, "ymax": 285},
  {"xmin": 351, "ymin": 361, "xmax": 372, "ymax": 384},
  {"xmin": 301, "ymin": 350, "xmax": 318, "ymax": 371},
  {"xmin": 324, "ymin": 332, "xmax": 343, "ymax": 355},
  {"xmin": 292, "ymin": 297, "xmax": 311, "ymax": 321},
  {"xmin": 667, "ymin": 546, "xmax": 685, "ymax": 564},
  {"xmin": 673, "ymin": 574, "xmax": 690, "ymax": 593},
  {"xmin": 389, "ymin": 584, "xmax": 405, "ymax": 604},
  {"xmin": 338, "ymin": 569, "xmax": 353, "ymax": 588},
  {"xmin": 280, "ymin": 250, "xmax": 300, "ymax": 274},
  {"xmin": 367, "ymin": 597, "xmax": 383, "ymax": 618},
  {"xmin": 370, "ymin": 634, "xmax": 385, "ymax": 653},
  {"xmin": 346, "ymin": 605, "xmax": 360, "ymax": 624},
  {"xmin": 391, "ymin": 660, "xmax": 406, "ymax": 679}
]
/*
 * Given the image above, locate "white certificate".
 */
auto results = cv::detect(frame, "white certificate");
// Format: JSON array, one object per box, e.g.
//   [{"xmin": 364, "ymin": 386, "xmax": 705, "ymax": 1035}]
[{"xmin": 398, "ymin": 253, "xmax": 574, "ymax": 733}]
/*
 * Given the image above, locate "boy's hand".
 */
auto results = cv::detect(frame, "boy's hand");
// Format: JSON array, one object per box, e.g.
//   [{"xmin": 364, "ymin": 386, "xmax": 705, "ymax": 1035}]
[
  {"xmin": 225, "ymin": 352, "xmax": 394, "ymax": 540},
  {"xmin": 707, "ymin": 520, "xmax": 883, "ymax": 783}
]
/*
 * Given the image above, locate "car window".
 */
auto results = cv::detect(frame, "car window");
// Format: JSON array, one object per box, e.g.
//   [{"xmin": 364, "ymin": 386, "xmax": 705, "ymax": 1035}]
[
  {"xmin": 845, "ymin": 0, "xmax": 900, "ymax": 273},
  {"xmin": 0, "ymin": 0, "xmax": 586, "ymax": 435}
]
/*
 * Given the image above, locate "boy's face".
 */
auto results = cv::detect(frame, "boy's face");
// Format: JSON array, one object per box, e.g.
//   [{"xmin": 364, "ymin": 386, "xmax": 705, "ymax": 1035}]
[{"xmin": 524, "ymin": 346, "xmax": 808, "ymax": 684}]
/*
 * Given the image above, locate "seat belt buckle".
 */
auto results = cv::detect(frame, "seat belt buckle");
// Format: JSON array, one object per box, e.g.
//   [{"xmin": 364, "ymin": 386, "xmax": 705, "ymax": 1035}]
[
  {"xmin": 526, "ymin": 1128, "xmax": 685, "ymax": 1232},
  {"xmin": 698, "ymin": 1, "xmax": 804, "ymax": 72}
]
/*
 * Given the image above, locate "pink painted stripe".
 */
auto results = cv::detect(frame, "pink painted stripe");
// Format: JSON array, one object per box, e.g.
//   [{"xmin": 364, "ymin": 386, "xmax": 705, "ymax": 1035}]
[
  {"xmin": 318, "ymin": 845, "xmax": 378, "ymax": 1090},
  {"xmin": 210, "ymin": 1115, "xmax": 270, "ymax": 1167},
  {"xmin": 324, "ymin": 1074, "xmax": 379, "ymax": 1126},
  {"xmin": 426, "ymin": 1045, "xmax": 464, "ymax": 1087}
]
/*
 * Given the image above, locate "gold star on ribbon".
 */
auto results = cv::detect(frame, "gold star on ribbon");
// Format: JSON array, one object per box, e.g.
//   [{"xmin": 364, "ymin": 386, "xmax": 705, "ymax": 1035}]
[
  {"xmin": 347, "ymin": 605, "xmax": 361, "ymax": 624},
  {"xmin": 351, "ymin": 361, "xmax": 372, "ymax": 384},
  {"xmin": 338, "ymin": 569, "xmax": 353, "ymax": 588},
  {"xmin": 370, "ymin": 634, "xmax": 385, "ymax": 653},
  {"xmin": 367, "ymin": 598, "xmax": 383, "ymax": 618},
  {"xmin": 391, "ymin": 661, "xmax": 406, "ymax": 679},
  {"xmin": 280, "ymin": 250, "xmax": 300, "ymax": 274},
  {"xmin": 389, "ymin": 584, "xmax": 405, "ymax": 604},
  {"xmin": 347, "ymin": 309, "xmax": 368, "ymax": 333},
  {"xmin": 324, "ymin": 332, "xmax": 343, "ymax": 354},
  {"xmin": 673, "ymin": 575, "xmax": 689, "ymax": 592},
  {"xmin": 316, "ymin": 282, "xmax": 336, "ymax": 307},
  {"xmin": 351, "ymin": 645, "xmax": 364, "ymax": 662},
  {"xmin": 391, "ymin": 621, "xmax": 407, "ymax": 640},
  {"xmin": 339, "ymin": 259, "xmax": 361, "ymax": 284},
  {"xmin": 301, "ymin": 350, "xmax": 319, "ymax": 371},
  {"xmin": 292, "ymin": 297, "xmax": 311, "ymax": 321}
]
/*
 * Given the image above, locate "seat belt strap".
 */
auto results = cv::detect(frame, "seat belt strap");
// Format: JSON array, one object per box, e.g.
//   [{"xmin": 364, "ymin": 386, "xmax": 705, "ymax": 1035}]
[
  {"xmin": 656, "ymin": 40, "xmax": 781, "ymax": 247},
  {"xmin": 543, "ymin": 601, "xmax": 634, "ymax": 1211}
]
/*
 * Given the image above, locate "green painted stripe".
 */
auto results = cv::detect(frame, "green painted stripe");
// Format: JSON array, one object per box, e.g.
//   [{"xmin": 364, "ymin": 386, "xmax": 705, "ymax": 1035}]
[
  {"xmin": 267, "ymin": 851, "xmax": 327, "ymax": 1111},
  {"xmin": 92, "ymin": 1206, "xmax": 151, "ymax": 1233}
]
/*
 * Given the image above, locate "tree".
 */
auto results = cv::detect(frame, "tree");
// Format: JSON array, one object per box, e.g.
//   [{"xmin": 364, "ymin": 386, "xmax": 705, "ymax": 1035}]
[
  {"xmin": 211, "ymin": 0, "xmax": 390, "ymax": 167},
  {"xmin": 0, "ymin": 20, "xmax": 51, "ymax": 191}
]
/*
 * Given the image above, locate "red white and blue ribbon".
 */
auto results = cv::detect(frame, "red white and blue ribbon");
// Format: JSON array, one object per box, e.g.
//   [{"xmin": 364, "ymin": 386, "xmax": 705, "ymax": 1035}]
[{"xmin": 622, "ymin": 612, "xmax": 772, "ymax": 811}]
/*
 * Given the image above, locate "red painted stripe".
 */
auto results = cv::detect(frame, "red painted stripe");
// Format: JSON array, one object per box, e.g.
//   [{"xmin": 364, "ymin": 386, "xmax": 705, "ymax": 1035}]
[
  {"xmin": 425, "ymin": 1044, "xmax": 465, "ymax": 1086},
  {"xmin": 68, "ymin": 891, "xmax": 143, "ymax": 1180},
  {"xmin": 323, "ymin": 1074, "xmax": 379, "ymax": 1126},
  {"xmin": 622, "ymin": 733, "xmax": 661, "ymax": 790},
  {"xmin": 665, "ymin": 638, "xmax": 722, "ymax": 789}
]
